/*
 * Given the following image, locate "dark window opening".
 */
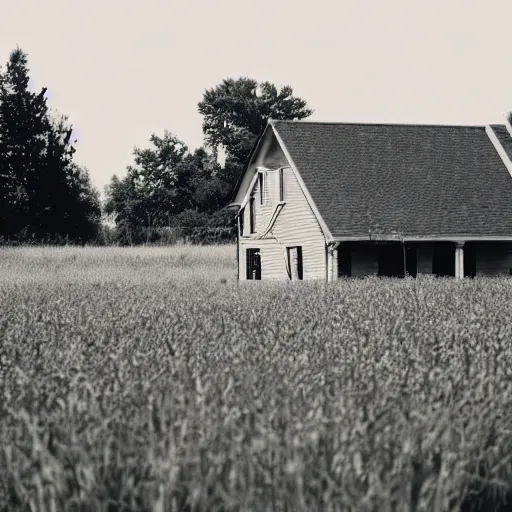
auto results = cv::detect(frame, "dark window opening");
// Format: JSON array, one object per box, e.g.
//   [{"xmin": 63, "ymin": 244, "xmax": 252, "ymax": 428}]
[
  {"xmin": 287, "ymin": 246, "xmax": 303, "ymax": 280},
  {"xmin": 464, "ymin": 243, "xmax": 476, "ymax": 278},
  {"xmin": 239, "ymin": 207, "xmax": 244, "ymax": 236},
  {"xmin": 246, "ymin": 248, "xmax": 261, "ymax": 280},
  {"xmin": 279, "ymin": 168, "xmax": 284, "ymax": 202},
  {"xmin": 378, "ymin": 243, "xmax": 406, "ymax": 277},
  {"xmin": 249, "ymin": 196, "xmax": 256, "ymax": 234},
  {"xmin": 432, "ymin": 242, "xmax": 455, "ymax": 277},
  {"xmin": 258, "ymin": 173, "xmax": 264, "ymax": 204},
  {"xmin": 337, "ymin": 242, "xmax": 352, "ymax": 277}
]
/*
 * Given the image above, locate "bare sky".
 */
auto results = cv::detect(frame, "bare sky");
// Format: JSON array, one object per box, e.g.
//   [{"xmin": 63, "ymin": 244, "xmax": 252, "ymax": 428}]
[{"xmin": 1, "ymin": 0, "xmax": 511, "ymax": 193}]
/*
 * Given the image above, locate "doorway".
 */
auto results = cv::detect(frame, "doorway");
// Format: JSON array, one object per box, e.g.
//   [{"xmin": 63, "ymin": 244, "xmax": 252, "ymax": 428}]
[
  {"xmin": 246, "ymin": 248, "xmax": 261, "ymax": 280},
  {"xmin": 287, "ymin": 246, "xmax": 303, "ymax": 280}
]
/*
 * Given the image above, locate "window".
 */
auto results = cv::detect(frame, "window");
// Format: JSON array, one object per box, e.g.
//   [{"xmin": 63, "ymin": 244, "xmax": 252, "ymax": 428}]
[
  {"xmin": 246, "ymin": 249, "xmax": 261, "ymax": 280},
  {"xmin": 279, "ymin": 168, "xmax": 284, "ymax": 202},
  {"xmin": 258, "ymin": 172, "xmax": 265, "ymax": 205},
  {"xmin": 239, "ymin": 207, "xmax": 244, "ymax": 236},
  {"xmin": 287, "ymin": 246, "xmax": 303, "ymax": 280},
  {"xmin": 249, "ymin": 196, "xmax": 256, "ymax": 233}
]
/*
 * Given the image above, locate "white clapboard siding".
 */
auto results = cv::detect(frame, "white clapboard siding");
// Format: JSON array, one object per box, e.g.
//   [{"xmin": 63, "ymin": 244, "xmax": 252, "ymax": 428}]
[
  {"xmin": 240, "ymin": 171, "xmax": 280, "ymax": 236},
  {"xmin": 270, "ymin": 168, "xmax": 326, "ymax": 280},
  {"xmin": 238, "ymin": 239, "xmax": 245, "ymax": 280},
  {"xmin": 261, "ymin": 136, "xmax": 288, "ymax": 169},
  {"xmin": 235, "ymin": 129, "xmax": 289, "ymax": 208},
  {"xmin": 239, "ymin": 238, "xmax": 288, "ymax": 280},
  {"xmin": 475, "ymin": 243, "xmax": 512, "ymax": 275},
  {"xmin": 242, "ymin": 205, "xmax": 250, "ymax": 236},
  {"xmin": 255, "ymin": 171, "xmax": 276, "ymax": 233},
  {"xmin": 261, "ymin": 239, "xmax": 289, "ymax": 280}
]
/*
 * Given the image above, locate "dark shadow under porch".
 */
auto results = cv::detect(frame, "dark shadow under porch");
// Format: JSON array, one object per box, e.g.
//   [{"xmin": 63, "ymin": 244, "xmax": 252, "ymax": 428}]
[{"xmin": 336, "ymin": 241, "xmax": 512, "ymax": 279}]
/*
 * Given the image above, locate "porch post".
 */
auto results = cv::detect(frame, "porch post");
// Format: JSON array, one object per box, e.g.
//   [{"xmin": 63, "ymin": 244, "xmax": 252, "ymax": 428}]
[
  {"xmin": 455, "ymin": 242, "xmax": 465, "ymax": 279},
  {"xmin": 236, "ymin": 211, "xmax": 240, "ymax": 281},
  {"xmin": 327, "ymin": 246, "xmax": 332, "ymax": 282},
  {"xmin": 327, "ymin": 242, "xmax": 340, "ymax": 282},
  {"xmin": 332, "ymin": 242, "xmax": 340, "ymax": 281}
]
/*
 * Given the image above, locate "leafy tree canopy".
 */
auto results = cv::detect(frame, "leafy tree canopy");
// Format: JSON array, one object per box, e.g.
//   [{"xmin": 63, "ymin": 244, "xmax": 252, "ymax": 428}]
[
  {"xmin": 107, "ymin": 77, "xmax": 314, "ymax": 245},
  {"xmin": 104, "ymin": 131, "xmax": 232, "ymax": 244},
  {"xmin": 198, "ymin": 77, "xmax": 313, "ymax": 165}
]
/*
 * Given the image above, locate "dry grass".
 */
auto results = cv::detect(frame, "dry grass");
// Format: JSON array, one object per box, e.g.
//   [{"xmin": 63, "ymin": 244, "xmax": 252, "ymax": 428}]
[
  {"xmin": 1, "ymin": 245, "xmax": 512, "ymax": 511},
  {"xmin": 0, "ymin": 244, "xmax": 236, "ymax": 285}
]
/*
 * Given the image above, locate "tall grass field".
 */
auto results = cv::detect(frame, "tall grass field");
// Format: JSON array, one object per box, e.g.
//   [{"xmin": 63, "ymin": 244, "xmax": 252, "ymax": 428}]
[{"xmin": 1, "ymin": 245, "xmax": 512, "ymax": 511}]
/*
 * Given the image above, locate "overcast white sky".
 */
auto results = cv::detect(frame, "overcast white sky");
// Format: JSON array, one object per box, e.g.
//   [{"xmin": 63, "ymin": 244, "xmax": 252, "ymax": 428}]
[{"xmin": 1, "ymin": 0, "xmax": 511, "ymax": 193}]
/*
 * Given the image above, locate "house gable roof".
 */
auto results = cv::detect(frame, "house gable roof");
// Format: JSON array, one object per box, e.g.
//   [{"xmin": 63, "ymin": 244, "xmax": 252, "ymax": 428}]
[
  {"xmin": 230, "ymin": 124, "xmax": 288, "ymax": 206},
  {"xmin": 490, "ymin": 124, "xmax": 512, "ymax": 165},
  {"xmin": 270, "ymin": 120, "xmax": 512, "ymax": 239},
  {"xmin": 229, "ymin": 125, "xmax": 271, "ymax": 207}
]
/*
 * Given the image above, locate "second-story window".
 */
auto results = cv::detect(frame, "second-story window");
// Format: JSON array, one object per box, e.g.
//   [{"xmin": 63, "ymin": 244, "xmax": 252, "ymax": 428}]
[
  {"xmin": 258, "ymin": 171, "xmax": 269, "ymax": 206},
  {"xmin": 250, "ymin": 196, "xmax": 256, "ymax": 233},
  {"xmin": 279, "ymin": 168, "xmax": 285, "ymax": 202},
  {"xmin": 239, "ymin": 207, "xmax": 244, "ymax": 236}
]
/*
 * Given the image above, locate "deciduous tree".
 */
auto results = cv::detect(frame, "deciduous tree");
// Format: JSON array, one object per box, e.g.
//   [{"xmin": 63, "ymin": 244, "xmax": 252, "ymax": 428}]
[{"xmin": 198, "ymin": 77, "xmax": 313, "ymax": 166}]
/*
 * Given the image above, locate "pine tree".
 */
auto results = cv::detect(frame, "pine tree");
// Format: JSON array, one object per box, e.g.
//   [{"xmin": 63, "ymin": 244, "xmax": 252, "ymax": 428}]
[
  {"xmin": 0, "ymin": 48, "xmax": 50, "ymax": 238},
  {"xmin": 0, "ymin": 47, "xmax": 100, "ymax": 243}
]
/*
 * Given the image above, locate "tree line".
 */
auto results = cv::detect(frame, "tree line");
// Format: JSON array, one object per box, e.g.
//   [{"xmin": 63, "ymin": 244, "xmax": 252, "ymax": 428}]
[{"xmin": 0, "ymin": 48, "xmax": 313, "ymax": 245}]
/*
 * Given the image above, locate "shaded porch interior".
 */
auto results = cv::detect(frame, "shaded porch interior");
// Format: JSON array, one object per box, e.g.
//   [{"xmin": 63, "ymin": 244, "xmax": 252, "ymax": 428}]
[{"xmin": 336, "ymin": 241, "xmax": 512, "ymax": 278}]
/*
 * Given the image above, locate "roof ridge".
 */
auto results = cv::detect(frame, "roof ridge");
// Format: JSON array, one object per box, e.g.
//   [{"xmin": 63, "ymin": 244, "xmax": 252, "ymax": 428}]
[{"xmin": 269, "ymin": 119, "xmax": 488, "ymax": 129}]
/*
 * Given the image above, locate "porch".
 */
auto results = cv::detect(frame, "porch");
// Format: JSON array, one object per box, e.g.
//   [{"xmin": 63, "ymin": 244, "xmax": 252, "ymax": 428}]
[{"xmin": 331, "ymin": 241, "xmax": 512, "ymax": 279}]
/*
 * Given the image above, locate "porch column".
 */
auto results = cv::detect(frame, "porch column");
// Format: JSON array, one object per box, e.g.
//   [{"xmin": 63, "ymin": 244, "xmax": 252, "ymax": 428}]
[
  {"xmin": 455, "ymin": 242, "xmax": 465, "ymax": 279},
  {"xmin": 332, "ymin": 243, "xmax": 339, "ymax": 281},
  {"xmin": 327, "ymin": 243, "xmax": 340, "ymax": 282},
  {"xmin": 327, "ymin": 247, "xmax": 333, "ymax": 282}
]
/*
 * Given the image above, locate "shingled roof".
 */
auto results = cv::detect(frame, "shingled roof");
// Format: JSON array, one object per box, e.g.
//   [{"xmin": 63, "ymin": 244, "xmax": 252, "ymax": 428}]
[{"xmin": 271, "ymin": 120, "xmax": 512, "ymax": 239}]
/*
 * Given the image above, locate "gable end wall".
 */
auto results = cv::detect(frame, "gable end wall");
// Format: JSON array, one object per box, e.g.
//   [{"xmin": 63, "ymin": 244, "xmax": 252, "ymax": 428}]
[
  {"xmin": 239, "ymin": 166, "xmax": 327, "ymax": 280},
  {"xmin": 272, "ymin": 168, "xmax": 326, "ymax": 279}
]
